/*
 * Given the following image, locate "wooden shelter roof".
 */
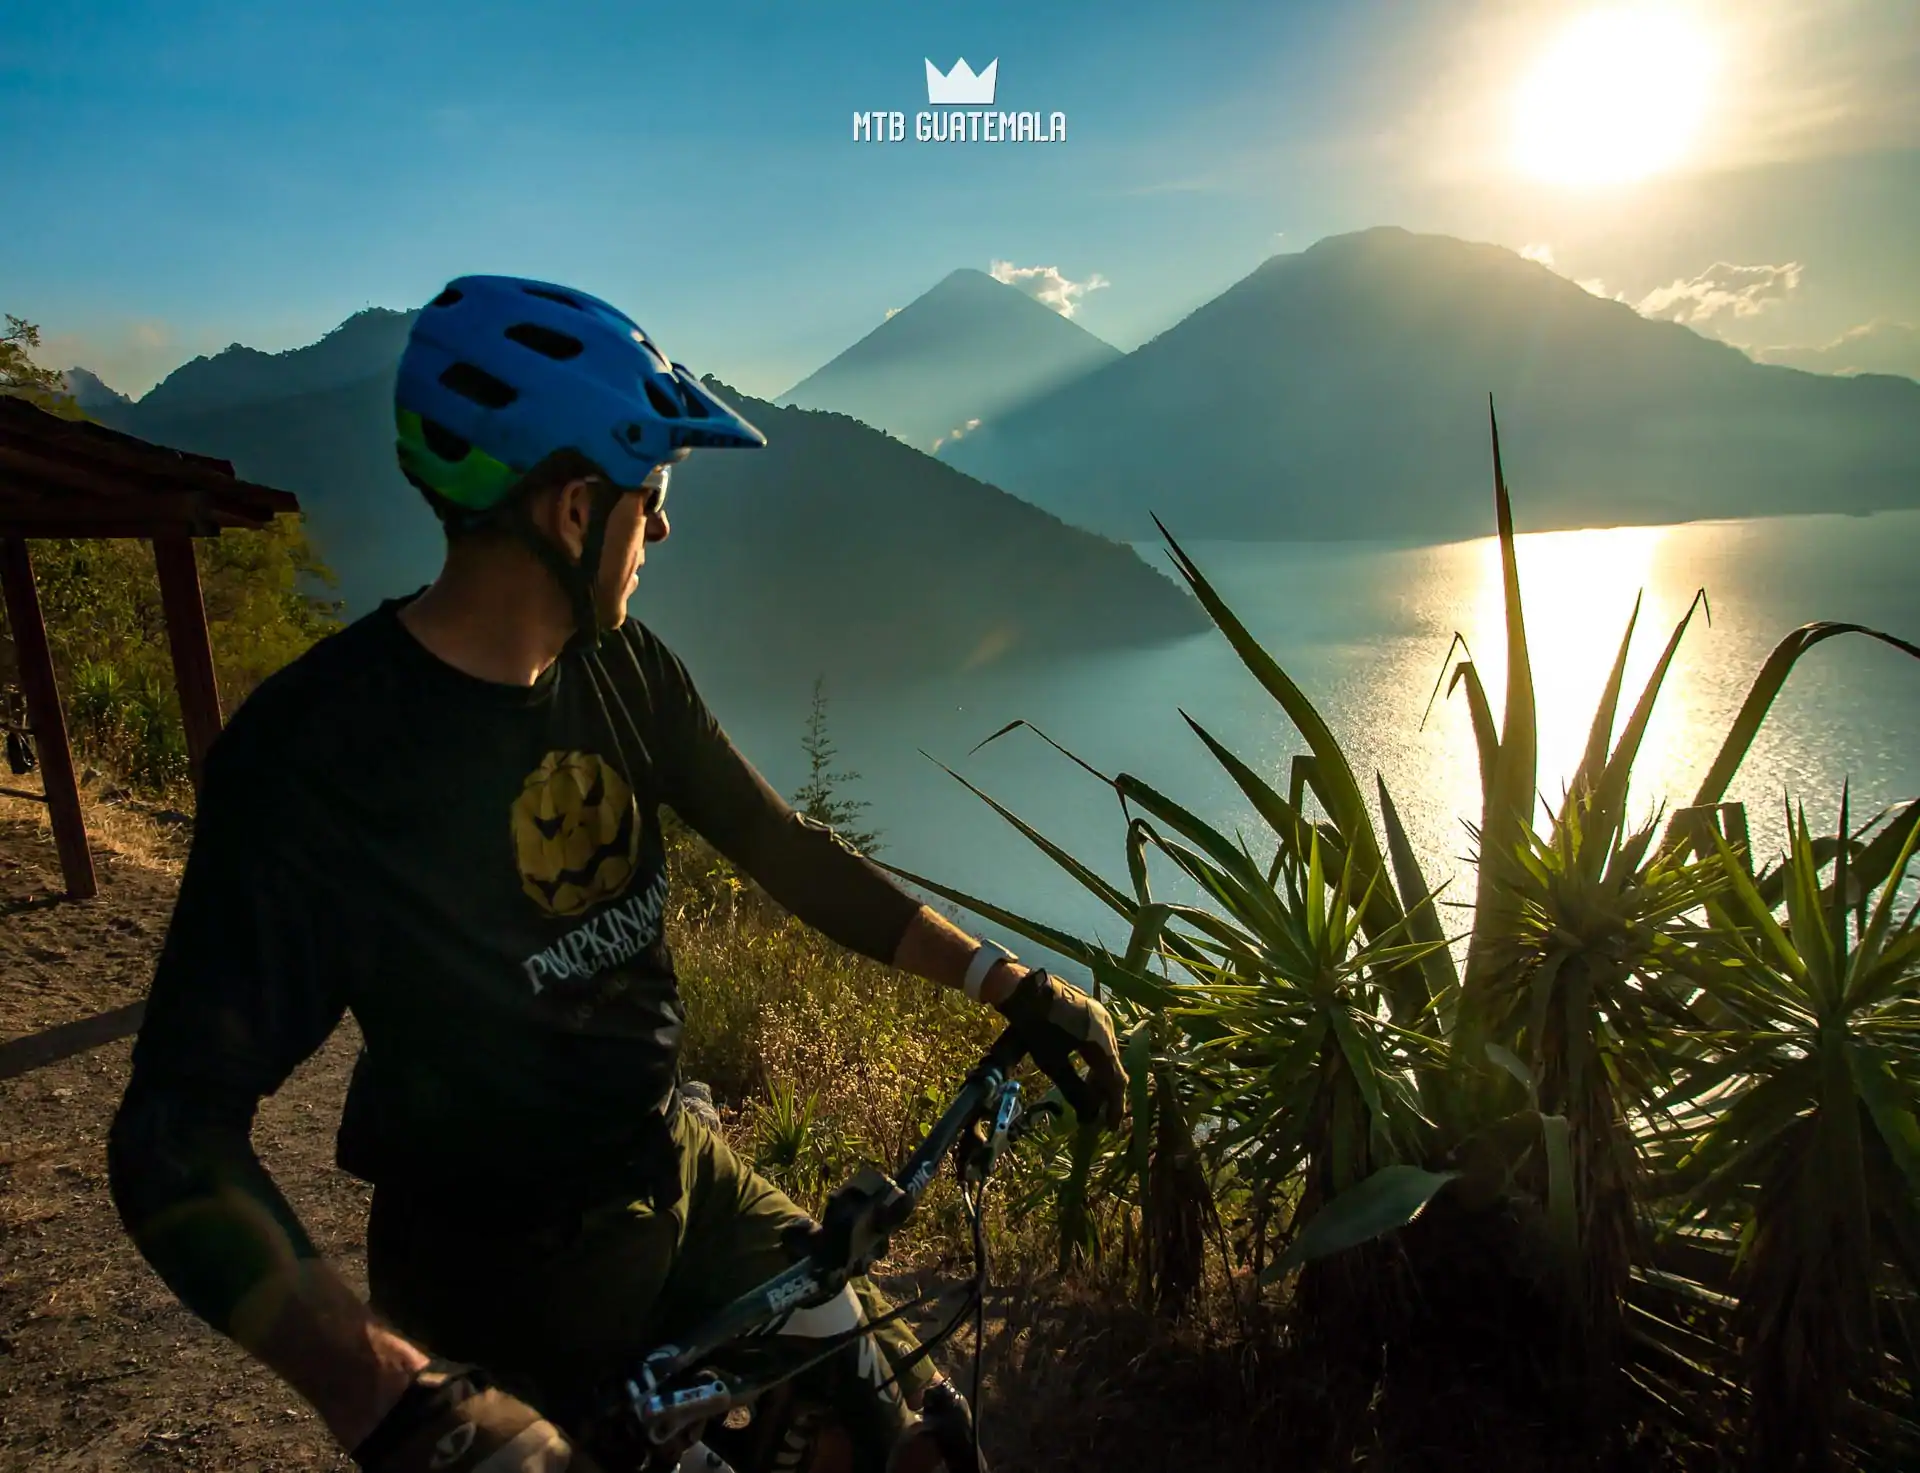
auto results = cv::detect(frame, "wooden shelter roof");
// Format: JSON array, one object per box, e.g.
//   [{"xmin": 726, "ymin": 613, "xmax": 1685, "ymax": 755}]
[{"xmin": 0, "ymin": 395, "xmax": 299, "ymax": 538}]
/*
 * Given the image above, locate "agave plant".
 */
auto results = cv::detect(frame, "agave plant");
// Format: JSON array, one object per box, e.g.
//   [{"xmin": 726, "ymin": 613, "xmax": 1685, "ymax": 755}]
[
  {"xmin": 751, "ymin": 1076, "xmax": 837, "ymax": 1207},
  {"xmin": 889, "ymin": 403, "xmax": 1920, "ymax": 1466},
  {"xmin": 1660, "ymin": 795, "xmax": 1920, "ymax": 1470},
  {"xmin": 1445, "ymin": 589, "xmax": 1733, "ymax": 1394},
  {"xmin": 887, "ymin": 705, "xmax": 1450, "ymax": 1280},
  {"xmin": 1187, "ymin": 831, "xmax": 1443, "ymax": 1227},
  {"xmin": 68, "ymin": 656, "xmax": 125, "ymax": 745}
]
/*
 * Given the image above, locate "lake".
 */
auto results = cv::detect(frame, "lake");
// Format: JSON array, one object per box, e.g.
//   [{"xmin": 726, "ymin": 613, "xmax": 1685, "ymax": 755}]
[{"xmin": 694, "ymin": 511, "xmax": 1920, "ymax": 978}]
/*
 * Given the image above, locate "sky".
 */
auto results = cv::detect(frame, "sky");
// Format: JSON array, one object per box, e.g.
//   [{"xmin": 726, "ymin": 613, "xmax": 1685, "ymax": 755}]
[{"xmin": 5, "ymin": 0, "xmax": 1917, "ymax": 399}]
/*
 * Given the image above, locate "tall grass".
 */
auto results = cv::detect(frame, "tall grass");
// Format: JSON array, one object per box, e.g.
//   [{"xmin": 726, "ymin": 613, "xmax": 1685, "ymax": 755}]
[{"xmin": 663, "ymin": 813, "xmax": 1019, "ymax": 1266}]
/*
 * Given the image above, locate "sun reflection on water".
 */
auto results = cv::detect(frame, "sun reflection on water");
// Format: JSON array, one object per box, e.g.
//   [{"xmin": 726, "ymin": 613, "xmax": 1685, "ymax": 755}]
[
  {"xmin": 1467, "ymin": 524, "xmax": 1696, "ymax": 822},
  {"xmin": 1359, "ymin": 523, "xmax": 1707, "ymax": 890}
]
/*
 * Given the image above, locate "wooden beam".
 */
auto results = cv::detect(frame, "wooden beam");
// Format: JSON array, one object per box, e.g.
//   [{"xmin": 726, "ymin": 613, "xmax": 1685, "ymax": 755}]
[
  {"xmin": 0, "ymin": 537, "xmax": 95, "ymax": 898},
  {"xmin": 0, "ymin": 447, "xmax": 222, "ymax": 527},
  {"xmin": 0, "ymin": 1002, "xmax": 146, "ymax": 1082},
  {"xmin": 0, "ymin": 398, "xmax": 299, "ymax": 516},
  {"xmin": 0, "ymin": 398, "xmax": 238, "ymax": 483},
  {"xmin": 151, "ymin": 533, "xmax": 223, "ymax": 790},
  {"xmin": 0, "ymin": 439, "xmax": 299, "ymax": 517}
]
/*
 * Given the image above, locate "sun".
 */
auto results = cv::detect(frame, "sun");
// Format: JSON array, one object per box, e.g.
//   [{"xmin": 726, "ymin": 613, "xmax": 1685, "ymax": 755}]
[{"xmin": 1511, "ymin": 8, "xmax": 1717, "ymax": 187}]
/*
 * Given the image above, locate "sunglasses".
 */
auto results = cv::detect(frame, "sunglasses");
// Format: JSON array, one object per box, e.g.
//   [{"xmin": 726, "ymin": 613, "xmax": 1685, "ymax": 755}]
[{"xmin": 639, "ymin": 463, "xmax": 671, "ymax": 518}]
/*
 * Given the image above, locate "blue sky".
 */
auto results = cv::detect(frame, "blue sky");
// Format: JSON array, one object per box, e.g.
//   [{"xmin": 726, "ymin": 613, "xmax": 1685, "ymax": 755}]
[{"xmin": 5, "ymin": 0, "xmax": 1916, "ymax": 397}]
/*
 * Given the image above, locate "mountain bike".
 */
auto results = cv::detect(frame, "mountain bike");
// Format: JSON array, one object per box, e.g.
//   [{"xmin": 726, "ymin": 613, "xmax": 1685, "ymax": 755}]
[{"xmin": 569, "ymin": 1026, "xmax": 1062, "ymax": 1473}]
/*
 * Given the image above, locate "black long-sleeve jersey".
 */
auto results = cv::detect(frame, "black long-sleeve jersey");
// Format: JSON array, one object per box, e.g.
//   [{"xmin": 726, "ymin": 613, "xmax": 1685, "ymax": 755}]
[{"xmin": 107, "ymin": 596, "xmax": 921, "ymax": 1332}]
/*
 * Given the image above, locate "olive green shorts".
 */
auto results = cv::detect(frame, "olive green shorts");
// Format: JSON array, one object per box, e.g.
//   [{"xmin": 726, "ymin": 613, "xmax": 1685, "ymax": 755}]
[{"xmin": 365, "ymin": 1107, "xmax": 935, "ymax": 1447}]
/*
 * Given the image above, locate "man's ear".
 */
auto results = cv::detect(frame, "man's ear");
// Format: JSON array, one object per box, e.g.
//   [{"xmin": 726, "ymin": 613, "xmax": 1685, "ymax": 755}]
[{"xmin": 533, "ymin": 478, "xmax": 599, "ymax": 558}]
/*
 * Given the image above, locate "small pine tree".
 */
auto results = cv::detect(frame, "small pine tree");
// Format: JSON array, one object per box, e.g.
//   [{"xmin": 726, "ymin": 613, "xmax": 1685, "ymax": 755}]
[{"xmin": 791, "ymin": 675, "xmax": 881, "ymax": 853}]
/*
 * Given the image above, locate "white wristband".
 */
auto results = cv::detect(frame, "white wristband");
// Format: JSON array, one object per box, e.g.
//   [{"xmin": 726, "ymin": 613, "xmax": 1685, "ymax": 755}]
[{"xmin": 962, "ymin": 939, "xmax": 1016, "ymax": 1002}]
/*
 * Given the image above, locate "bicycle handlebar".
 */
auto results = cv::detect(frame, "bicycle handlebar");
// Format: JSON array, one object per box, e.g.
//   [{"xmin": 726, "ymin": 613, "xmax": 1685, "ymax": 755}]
[
  {"xmin": 605, "ymin": 1027, "xmax": 1035, "ymax": 1451},
  {"xmin": 888, "ymin": 1024, "xmax": 1026, "ymax": 1213}
]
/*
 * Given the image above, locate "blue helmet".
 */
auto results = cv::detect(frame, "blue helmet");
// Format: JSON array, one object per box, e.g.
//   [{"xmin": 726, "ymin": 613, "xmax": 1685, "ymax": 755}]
[{"xmin": 395, "ymin": 273, "xmax": 765, "ymax": 511}]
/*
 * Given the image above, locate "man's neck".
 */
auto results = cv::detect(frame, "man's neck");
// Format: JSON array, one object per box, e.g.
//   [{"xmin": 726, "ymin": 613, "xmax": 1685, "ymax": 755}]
[{"xmin": 396, "ymin": 551, "xmax": 577, "ymax": 687}]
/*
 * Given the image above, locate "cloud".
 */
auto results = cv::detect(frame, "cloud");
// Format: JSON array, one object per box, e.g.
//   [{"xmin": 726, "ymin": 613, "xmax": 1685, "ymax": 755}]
[
  {"xmin": 987, "ymin": 260, "xmax": 1110, "ymax": 319},
  {"xmin": 1753, "ymin": 320, "xmax": 1920, "ymax": 380},
  {"xmin": 884, "ymin": 306, "xmax": 904, "ymax": 320},
  {"xmin": 932, "ymin": 417, "xmax": 981, "ymax": 453},
  {"xmin": 1508, "ymin": 243, "xmax": 1620, "ymax": 301},
  {"xmin": 1634, "ymin": 261, "xmax": 1805, "ymax": 326}
]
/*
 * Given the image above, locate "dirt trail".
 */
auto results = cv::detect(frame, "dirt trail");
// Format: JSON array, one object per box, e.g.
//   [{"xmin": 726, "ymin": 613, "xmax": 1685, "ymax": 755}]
[{"xmin": 1, "ymin": 807, "xmax": 368, "ymax": 1470}]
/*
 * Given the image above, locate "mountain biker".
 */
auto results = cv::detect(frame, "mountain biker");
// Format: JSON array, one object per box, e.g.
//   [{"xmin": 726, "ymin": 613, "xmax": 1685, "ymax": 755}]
[{"xmin": 105, "ymin": 275, "xmax": 1128, "ymax": 1473}]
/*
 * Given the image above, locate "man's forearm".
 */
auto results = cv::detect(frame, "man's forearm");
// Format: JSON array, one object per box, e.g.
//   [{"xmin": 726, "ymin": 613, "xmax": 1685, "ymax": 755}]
[
  {"xmin": 890, "ymin": 904, "xmax": 1024, "ymax": 1005},
  {"xmin": 234, "ymin": 1253, "xmax": 429, "ymax": 1450},
  {"xmin": 108, "ymin": 1081, "xmax": 426, "ymax": 1452}
]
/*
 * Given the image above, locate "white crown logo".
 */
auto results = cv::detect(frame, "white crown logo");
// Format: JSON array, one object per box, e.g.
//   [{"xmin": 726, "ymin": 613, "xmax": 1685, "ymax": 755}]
[{"xmin": 925, "ymin": 57, "xmax": 998, "ymax": 106}]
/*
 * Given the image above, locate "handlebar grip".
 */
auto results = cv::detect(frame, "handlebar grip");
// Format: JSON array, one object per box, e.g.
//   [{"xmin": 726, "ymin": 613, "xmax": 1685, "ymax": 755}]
[
  {"xmin": 985, "ymin": 1024, "xmax": 1029, "ymax": 1075},
  {"xmin": 1007, "ymin": 1026, "xmax": 1100, "ymax": 1123}
]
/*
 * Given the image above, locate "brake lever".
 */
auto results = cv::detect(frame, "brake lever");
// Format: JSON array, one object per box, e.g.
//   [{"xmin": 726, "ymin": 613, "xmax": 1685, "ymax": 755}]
[
  {"xmin": 957, "ymin": 1079, "xmax": 1024, "ymax": 1186},
  {"xmin": 1006, "ymin": 1097, "xmax": 1064, "ymax": 1146}
]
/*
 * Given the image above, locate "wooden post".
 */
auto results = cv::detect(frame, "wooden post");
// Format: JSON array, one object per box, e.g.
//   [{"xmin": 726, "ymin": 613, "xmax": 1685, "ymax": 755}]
[
  {"xmin": 0, "ymin": 536, "xmax": 96, "ymax": 899},
  {"xmin": 151, "ymin": 532, "xmax": 223, "ymax": 791}
]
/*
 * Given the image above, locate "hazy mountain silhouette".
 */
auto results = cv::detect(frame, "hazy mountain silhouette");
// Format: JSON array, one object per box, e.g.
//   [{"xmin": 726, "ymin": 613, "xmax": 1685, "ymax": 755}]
[
  {"xmin": 647, "ymin": 381, "xmax": 1201, "ymax": 682},
  {"xmin": 939, "ymin": 227, "xmax": 1920, "ymax": 541},
  {"xmin": 59, "ymin": 368, "xmax": 132, "ymax": 414},
  {"xmin": 779, "ymin": 268, "xmax": 1120, "ymax": 451},
  {"xmin": 123, "ymin": 308, "xmax": 418, "ymax": 421},
  {"xmin": 84, "ymin": 334, "xmax": 1201, "ymax": 686}
]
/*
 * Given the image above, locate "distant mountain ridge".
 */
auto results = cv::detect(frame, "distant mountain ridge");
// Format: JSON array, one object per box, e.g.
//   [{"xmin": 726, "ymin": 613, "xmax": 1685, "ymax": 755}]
[
  {"xmin": 779, "ymin": 268, "xmax": 1120, "ymax": 450},
  {"xmin": 58, "ymin": 367, "xmax": 132, "ymax": 414},
  {"xmin": 938, "ymin": 227, "xmax": 1920, "ymax": 541},
  {"xmin": 125, "ymin": 307, "xmax": 417, "ymax": 421},
  {"xmin": 79, "ymin": 323, "xmax": 1203, "ymax": 687}
]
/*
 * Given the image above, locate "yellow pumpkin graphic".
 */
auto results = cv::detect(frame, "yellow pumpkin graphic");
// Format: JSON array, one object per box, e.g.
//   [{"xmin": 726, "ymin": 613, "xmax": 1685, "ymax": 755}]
[{"xmin": 510, "ymin": 751, "xmax": 640, "ymax": 917}]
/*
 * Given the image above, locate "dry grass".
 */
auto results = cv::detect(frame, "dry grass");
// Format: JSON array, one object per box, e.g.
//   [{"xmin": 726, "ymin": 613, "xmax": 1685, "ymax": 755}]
[
  {"xmin": 663, "ymin": 818, "xmax": 1052, "ymax": 1271},
  {"xmin": 0, "ymin": 767, "xmax": 191, "ymax": 879}
]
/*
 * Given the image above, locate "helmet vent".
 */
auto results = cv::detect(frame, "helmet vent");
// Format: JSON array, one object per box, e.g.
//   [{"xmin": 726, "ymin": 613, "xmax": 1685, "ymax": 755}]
[
  {"xmin": 522, "ymin": 286, "xmax": 583, "ymax": 311},
  {"xmin": 419, "ymin": 417, "xmax": 473, "ymax": 463},
  {"xmin": 505, "ymin": 322, "xmax": 584, "ymax": 360},
  {"xmin": 439, "ymin": 361, "xmax": 519, "ymax": 409},
  {"xmin": 643, "ymin": 379, "xmax": 683, "ymax": 418},
  {"xmin": 677, "ymin": 382, "xmax": 710, "ymax": 419},
  {"xmin": 429, "ymin": 287, "xmax": 464, "ymax": 308}
]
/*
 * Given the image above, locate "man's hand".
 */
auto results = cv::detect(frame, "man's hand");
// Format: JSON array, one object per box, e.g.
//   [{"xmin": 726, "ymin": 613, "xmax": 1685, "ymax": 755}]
[
  {"xmin": 993, "ymin": 968, "xmax": 1128, "ymax": 1129},
  {"xmin": 351, "ymin": 1363, "xmax": 603, "ymax": 1473}
]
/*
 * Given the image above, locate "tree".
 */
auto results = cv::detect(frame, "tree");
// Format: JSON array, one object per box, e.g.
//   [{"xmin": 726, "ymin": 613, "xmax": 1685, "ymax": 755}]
[
  {"xmin": 1, "ymin": 314, "xmax": 82, "ymax": 418},
  {"xmin": 792, "ymin": 675, "xmax": 881, "ymax": 853},
  {"xmin": 6, "ymin": 520, "xmax": 343, "ymax": 793},
  {"xmin": 0, "ymin": 315, "xmax": 343, "ymax": 793}
]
